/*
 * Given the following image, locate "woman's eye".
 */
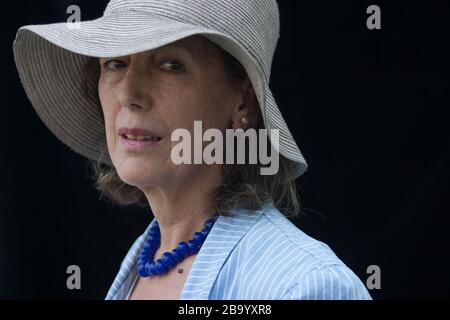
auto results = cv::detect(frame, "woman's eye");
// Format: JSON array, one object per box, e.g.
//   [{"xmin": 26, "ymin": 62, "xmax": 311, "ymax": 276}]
[
  {"xmin": 103, "ymin": 60, "xmax": 127, "ymax": 71},
  {"xmin": 161, "ymin": 60, "xmax": 185, "ymax": 72}
]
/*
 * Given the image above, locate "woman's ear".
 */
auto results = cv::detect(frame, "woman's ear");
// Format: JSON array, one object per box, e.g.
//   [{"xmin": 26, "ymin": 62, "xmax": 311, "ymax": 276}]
[{"xmin": 230, "ymin": 78, "xmax": 258, "ymax": 130}]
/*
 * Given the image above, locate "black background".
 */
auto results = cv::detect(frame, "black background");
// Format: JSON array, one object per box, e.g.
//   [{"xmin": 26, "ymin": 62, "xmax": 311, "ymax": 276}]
[{"xmin": 1, "ymin": 0, "xmax": 449, "ymax": 299}]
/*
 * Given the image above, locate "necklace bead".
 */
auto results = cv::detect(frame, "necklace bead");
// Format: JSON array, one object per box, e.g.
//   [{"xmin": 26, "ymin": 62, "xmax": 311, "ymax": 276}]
[{"xmin": 138, "ymin": 212, "xmax": 219, "ymax": 277}]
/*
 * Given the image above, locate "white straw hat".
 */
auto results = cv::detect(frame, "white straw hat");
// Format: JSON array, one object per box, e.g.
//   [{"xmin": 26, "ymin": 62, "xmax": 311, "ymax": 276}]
[{"xmin": 13, "ymin": 0, "xmax": 308, "ymax": 179}]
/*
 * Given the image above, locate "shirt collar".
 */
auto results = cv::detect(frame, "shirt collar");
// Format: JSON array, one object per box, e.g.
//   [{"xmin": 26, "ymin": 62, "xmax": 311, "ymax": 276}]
[{"xmin": 106, "ymin": 203, "xmax": 270, "ymax": 299}]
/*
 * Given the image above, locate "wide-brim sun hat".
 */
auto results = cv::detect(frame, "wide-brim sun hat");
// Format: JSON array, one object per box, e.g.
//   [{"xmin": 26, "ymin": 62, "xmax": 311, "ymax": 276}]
[{"xmin": 13, "ymin": 0, "xmax": 308, "ymax": 179}]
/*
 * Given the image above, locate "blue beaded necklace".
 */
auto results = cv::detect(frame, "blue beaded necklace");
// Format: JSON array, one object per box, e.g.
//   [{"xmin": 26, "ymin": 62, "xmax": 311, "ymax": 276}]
[{"xmin": 138, "ymin": 212, "xmax": 220, "ymax": 277}]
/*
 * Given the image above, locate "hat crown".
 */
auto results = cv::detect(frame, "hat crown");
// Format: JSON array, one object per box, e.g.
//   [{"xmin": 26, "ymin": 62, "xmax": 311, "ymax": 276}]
[{"xmin": 104, "ymin": 0, "xmax": 280, "ymax": 80}]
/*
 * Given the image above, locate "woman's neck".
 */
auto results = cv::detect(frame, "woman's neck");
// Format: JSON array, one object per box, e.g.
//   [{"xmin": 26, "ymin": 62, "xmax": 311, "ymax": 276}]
[{"xmin": 142, "ymin": 164, "xmax": 222, "ymax": 253}]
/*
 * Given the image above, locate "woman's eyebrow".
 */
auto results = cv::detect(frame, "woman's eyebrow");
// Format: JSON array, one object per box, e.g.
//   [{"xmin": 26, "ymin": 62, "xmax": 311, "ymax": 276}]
[{"xmin": 161, "ymin": 43, "xmax": 200, "ymax": 59}]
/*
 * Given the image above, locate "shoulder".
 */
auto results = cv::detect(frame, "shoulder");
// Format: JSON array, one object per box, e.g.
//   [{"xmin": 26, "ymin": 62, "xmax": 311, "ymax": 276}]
[
  {"xmin": 235, "ymin": 205, "xmax": 372, "ymax": 300},
  {"xmin": 281, "ymin": 264, "xmax": 372, "ymax": 300},
  {"xmin": 239, "ymin": 204, "xmax": 345, "ymax": 270}
]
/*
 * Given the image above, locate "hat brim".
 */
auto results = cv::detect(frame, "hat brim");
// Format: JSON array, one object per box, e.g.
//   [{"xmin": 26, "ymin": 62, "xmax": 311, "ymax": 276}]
[{"xmin": 13, "ymin": 11, "xmax": 307, "ymax": 179}]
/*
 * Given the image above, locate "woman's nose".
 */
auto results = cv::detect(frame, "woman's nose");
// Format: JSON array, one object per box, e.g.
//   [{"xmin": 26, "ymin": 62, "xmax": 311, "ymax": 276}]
[{"xmin": 117, "ymin": 64, "xmax": 152, "ymax": 111}]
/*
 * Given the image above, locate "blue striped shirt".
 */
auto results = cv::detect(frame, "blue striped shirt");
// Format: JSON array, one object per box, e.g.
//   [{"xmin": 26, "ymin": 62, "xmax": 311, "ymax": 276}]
[{"xmin": 105, "ymin": 203, "xmax": 372, "ymax": 300}]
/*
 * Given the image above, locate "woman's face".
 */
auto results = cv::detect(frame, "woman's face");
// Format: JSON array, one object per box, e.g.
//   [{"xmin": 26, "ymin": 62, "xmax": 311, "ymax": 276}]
[{"xmin": 98, "ymin": 36, "xmax": 249, "ymax": 190}]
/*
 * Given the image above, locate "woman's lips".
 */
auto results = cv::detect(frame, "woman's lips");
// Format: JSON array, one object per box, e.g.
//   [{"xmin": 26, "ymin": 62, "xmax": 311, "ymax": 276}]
[
  {"xmin": 118, "ymin": 127, "xmax": 163, "ymax": 149},
  {"xmin": 119, "ymin": 134, "xmax": 162, "ymax": 148},
  {"xmin": 118, "ymin": 127, "xmax": 161, "ymax": 137}
]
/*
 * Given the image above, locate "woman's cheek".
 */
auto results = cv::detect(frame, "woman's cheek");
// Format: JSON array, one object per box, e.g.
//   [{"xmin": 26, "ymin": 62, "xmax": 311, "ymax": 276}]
[{"xmin": 101, "ymin": 104, "xmax": 119, "ymax": 152}]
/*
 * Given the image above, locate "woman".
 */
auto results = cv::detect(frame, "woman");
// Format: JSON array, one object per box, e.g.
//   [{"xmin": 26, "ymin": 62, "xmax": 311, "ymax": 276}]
[{"xmin": 13, "ymin": 0, "xmax": 372, "ymax": 300}]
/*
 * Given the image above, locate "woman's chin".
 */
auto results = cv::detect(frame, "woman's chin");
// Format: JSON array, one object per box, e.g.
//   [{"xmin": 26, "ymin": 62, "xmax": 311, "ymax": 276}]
[{"xmin": 116, "ymin": 165, "xmax": 163, "ymax": 188}]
